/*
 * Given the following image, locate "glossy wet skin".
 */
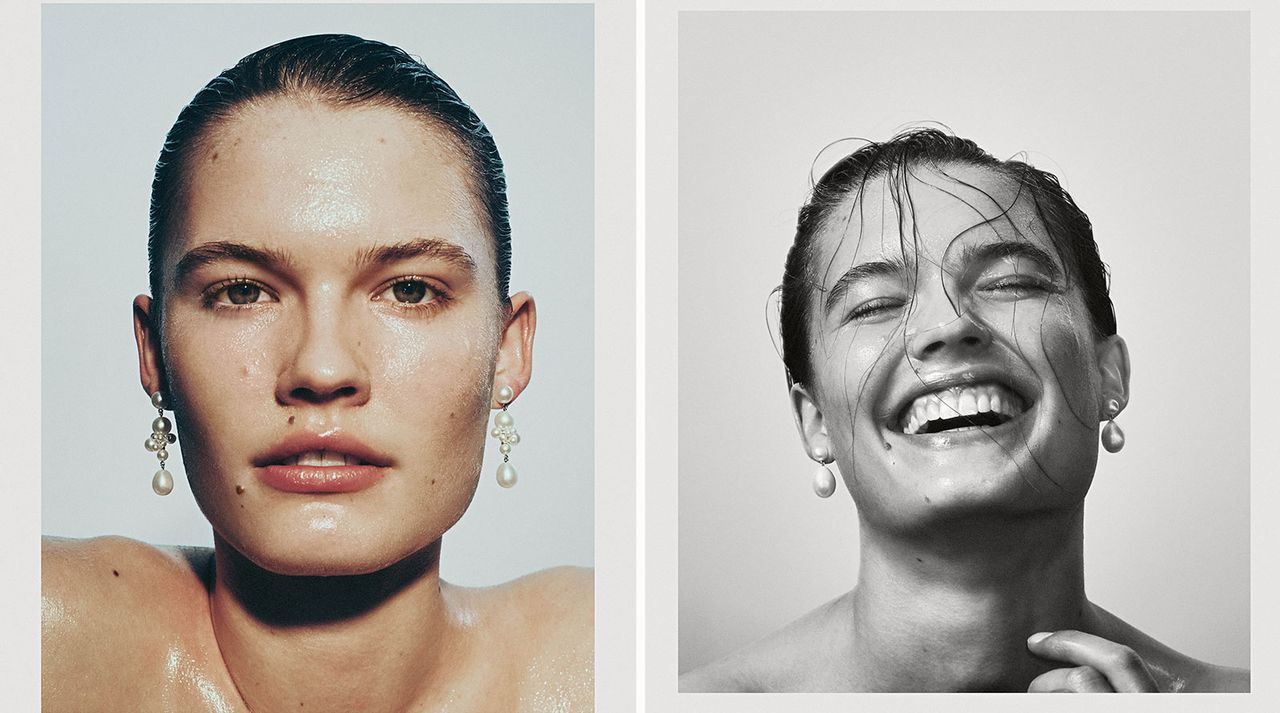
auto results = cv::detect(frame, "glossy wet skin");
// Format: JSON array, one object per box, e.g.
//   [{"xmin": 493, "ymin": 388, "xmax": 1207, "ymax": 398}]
[
  {"xmin": 135, "ymin": 99, "xmax": 527, "ymax": 576},
  {"xmin": 792, "ymin": 163, "xmax": 1128, "ymax": 534}
]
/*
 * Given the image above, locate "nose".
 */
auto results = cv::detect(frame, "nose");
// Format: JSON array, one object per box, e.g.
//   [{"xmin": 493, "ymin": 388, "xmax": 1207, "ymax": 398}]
[
  {"xmin": 905, "ymin": 296, "xmax": 992, "ymax": 362},
  {"xmin": 277, "ymin": 303, "xmax": 370, "ymax": 407}
]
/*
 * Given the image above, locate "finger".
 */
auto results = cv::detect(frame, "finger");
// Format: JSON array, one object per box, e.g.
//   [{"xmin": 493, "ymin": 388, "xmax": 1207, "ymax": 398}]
[
  {"xmin": 1028, "ymin": 665, "xmax": 1116, "ymax": 693},
  {"xmin": 1027, "ymin": 631, "xmax": 1157, "ymax": 692}
]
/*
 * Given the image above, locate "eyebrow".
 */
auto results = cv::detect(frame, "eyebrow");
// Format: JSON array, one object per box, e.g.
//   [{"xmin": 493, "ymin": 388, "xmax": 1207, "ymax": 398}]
[
  {"xmin": 355, "ymin": 238, "xmax": 478, "ymax": 274},
  {"xmin": 821, "ymin": 240, "xmax": 1063, "ymax": 316},
  {"xmin": 824, "ymin": 256, "xmax": 909, "ymax": 316},
  {"xmin": 958, "ymin": 241, "xmax": 1063, "ymax": 281},
  {"xmin": 173, "ymin": 237, "xmax": 478, "ymax": 287},
  {"xmin": 174, "ymin": 241, "xmax": 294, "ymax": 286}
]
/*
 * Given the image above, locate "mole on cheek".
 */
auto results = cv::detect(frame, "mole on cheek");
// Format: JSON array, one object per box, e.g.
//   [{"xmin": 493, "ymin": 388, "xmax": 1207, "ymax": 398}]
[
  {"xmin": 288, "ymin": 416, "xmax": 295, "ymax": 425},
  {"xmin": 235, "ymin": 485, "xmax": 245, "ymax": 495}
]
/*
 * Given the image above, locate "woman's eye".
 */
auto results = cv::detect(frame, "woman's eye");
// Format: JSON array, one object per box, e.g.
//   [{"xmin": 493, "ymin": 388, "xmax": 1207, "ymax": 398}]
[
  {"xmin": 225, "ymin": 283, "xmax": 262, "ymax": 304},
  {"xmin": 982, "ymin": 275, "xmax": 1052, "ymax": 295},
  {"xmin": 377, "ymin": 278, "xmax": 446, "ymax": 308},
  {"xmin": 848, "ymin": 297, "xmax": 904, "ymax": 321},
  {"xmin": 391, "ymin": 279, "xmax": 431, "ymax": 303},
  {"xmin": 206, "ymin": 281, "xmax": 272, "ymax": 307}
]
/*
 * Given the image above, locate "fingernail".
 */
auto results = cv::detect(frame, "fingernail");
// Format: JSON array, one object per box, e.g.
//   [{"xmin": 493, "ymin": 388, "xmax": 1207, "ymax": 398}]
[{"xmin": 1027, "ymin": 631, "xmax": 1052, "ymax": 645}]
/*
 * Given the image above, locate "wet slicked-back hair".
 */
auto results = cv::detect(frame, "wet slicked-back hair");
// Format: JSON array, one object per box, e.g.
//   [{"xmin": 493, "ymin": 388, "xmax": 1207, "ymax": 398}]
[
  {"xmin": 147, "ymin": 33, "xmax": 511, "ymax": 311},
  {"xmin": 778, "ymin": 128, "xmax": 1116, "ymax": 387}
]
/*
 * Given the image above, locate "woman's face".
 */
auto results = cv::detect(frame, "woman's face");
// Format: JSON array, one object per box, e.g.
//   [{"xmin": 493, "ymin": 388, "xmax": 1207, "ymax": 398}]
[
  {"xmin": 134, "ymin": 99, "xmax": 532, "ymax": 575},
  {"xmin": 793, "ymin": 163, "xmax": 1127, "ymax": 533}
]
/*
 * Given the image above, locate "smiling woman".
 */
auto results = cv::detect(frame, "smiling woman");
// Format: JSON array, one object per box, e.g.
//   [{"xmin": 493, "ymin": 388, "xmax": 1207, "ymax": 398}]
[
  {"xmin": 42, "ymin": 31, "xmax": 591, "ymax": 713},
  {"xmin": 678, "ymin": 129, "xmax": 1249, "ymax": 693}
]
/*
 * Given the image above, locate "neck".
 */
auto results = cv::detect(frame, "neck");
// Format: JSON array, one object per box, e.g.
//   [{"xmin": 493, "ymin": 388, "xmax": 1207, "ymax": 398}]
[
  {"xmin": 846, "ymin": 505, "xmax": 1093, "ymax": 691},
  {"xmin": 209, "ymin": 536, "xmax": 462, "ymax": 713}
]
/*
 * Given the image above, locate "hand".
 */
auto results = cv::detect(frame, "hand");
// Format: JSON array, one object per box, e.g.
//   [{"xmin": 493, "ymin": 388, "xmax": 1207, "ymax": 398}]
[{"xmin": 1026, "ymin": 630, "xmax": 1158, "ymax": 692}]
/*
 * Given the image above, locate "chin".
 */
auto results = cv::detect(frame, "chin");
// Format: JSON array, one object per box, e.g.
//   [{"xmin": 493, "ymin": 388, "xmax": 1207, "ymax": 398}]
[
  {"xmin": 215, "ymin": 512, "xmax": 448, "ymax": 578},
  {"xmin": 857, "ymin": 463, "xmax": 1087, "ymax": 535}
]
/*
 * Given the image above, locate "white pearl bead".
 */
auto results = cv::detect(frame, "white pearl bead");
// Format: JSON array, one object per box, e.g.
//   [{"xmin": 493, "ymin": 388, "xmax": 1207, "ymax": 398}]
[
  {"xmin": 812, "ymin": 464, "xmax": 837, "ymax": 498},
  {"xmin": 496, "ymin": 385, "xmax": 514, "ymax": 404},
  {"xmin": 145, "ymin": 438, "xmax": 161, "ymax": 452},
  {"xmin": 156, "ymin": 449, "xmax": 169, "ymax": 461},
  {"xmin": 495, "ymin": 411, "xmax": 514, "ymax": 428},
  {"xmin": 510, "ymin": 433, "xmax": 520, "ymax": 445},
  {"xmin": 491, "ymin": 428, "xmax": 500, "ymax": 437},
  {"xmin": 152, "ymin": 469, "xmax": 174, "ymax": 496},
  {"xmin": 151, "ymin": 391, "xmax": 167, "ymax": 409},
  {"xmin": 1101, "ymin": 420, "xmax": 1125, "ymax": 453},
  {"xmin": 499, "ymin": 443, "xmax": 511, "ymax": 454},
  {"xmin": 152, "ymin": 416, "xmax": 172, "ymax": 434},
  {"xmin": 496, "ymin": 462, "xmax": 517, "ymax": 488}
]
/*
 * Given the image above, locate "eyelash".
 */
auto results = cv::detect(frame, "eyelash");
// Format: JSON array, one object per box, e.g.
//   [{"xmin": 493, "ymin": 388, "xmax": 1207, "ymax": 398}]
[
  {"xmin": 201, "ymin": 277, "xmax": 274, "ymax": 310},
  {"xmin": 981, "ymin": 275, "xmax": 1058, "ymax": 295},
  {"xmin": 848, "ymin": 297, "xmax": 906, "ymax": 322},
  {"xmin": 372, "ymin": 276, "xmax": 452, "ymax": 314},
  {"xmin": 199, "ymin": 276, "xmax": 453, "ymax": 314}
]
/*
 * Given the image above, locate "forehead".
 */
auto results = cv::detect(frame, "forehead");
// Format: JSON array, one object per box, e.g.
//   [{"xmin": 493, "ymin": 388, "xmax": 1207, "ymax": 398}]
[
  {"xmin": 174, "ymin": 98, "xmax": 492, "ymax": 268},
  {"xmin": 813, "ymin": 163, "xmax": 1058, "ymax": 278}
]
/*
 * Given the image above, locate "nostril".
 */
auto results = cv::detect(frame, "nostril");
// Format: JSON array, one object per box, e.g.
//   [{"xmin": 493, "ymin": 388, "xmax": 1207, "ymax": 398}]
[{"xmin": 288, "ymin": 384, "xmax": 360, "ymax": 404}]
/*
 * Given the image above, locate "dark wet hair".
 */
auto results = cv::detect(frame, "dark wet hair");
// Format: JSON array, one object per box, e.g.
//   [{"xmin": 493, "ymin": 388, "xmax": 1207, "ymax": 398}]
[
  {"xmin": 778, "ymin": 128, "xmax": 1116, "ymax": 386},
  {"xmin": 147, "ymin": 33, "xmax": 511, "ymax": 311}
]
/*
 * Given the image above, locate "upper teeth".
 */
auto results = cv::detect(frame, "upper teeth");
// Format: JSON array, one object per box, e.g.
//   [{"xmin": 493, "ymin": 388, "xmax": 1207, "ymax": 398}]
[
  {"xmin": 285, "ymin": 450, "xmax": 363, "ymax": 467},
  {"xmin": 900, "ymin": 383, "xmax": 1024, "ymax": 435}
]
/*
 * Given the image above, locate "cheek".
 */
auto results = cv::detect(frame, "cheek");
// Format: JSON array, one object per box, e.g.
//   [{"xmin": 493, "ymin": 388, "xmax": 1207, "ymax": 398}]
[
  {"xmin": 1004, "ymin": 296, "xmax": 1101, "ymax": 415},
  {"xmin": 815, "ymin": 325, "xmax": 904, "ymax": 444},
  {"xmin": 160, "ymin": 312, "xmax": 280, "ymax": 422},
  {"xmin": 373, "ymin": 310, "xmax": 500, "ymax": 407}
]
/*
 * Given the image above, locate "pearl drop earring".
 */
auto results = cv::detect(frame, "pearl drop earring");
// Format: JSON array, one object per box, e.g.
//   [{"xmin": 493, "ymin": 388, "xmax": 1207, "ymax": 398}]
[
  {"xmin": 1101, "ymin": 398, "xmax": 1125, "ymax": 453},
  {"xmin": 490, "ymin": 385, "xmax": 520, "ymax": 488},
  {"xmin": 811, "ymin": 445, "xmax": 837, "ymax": 498},
  {"xmin": 144, "ymin": 391, "xmax": 177, "ymax": 495}
]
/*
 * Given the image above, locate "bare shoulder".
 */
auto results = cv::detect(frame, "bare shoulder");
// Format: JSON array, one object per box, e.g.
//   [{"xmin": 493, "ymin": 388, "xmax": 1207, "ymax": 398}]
[
  {"xmin": 1089, "ymin": 603, "xmax": 1250, "ymax": 692},
  {"xmin": 42, "ymin": 536, "xmax": 215, "ymax": 712},
  {"xmin": 681, "ymin": 594, "xmax": 851, "ymax": 692},
  {"xmin": 455, "ymin": 566, "xmax": 594, "ymax": 712}
]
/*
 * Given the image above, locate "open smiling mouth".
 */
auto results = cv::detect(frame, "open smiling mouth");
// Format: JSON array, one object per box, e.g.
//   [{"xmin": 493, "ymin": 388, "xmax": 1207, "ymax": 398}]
[{"xmin": 898, "ymin": 383, "xmax": 1027, "ymax": 435}]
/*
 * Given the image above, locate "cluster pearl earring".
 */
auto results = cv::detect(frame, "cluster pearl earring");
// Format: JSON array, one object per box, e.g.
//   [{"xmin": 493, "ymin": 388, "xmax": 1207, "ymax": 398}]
[
  {"xmin": 144, "ymin": 391, "xmax": 177, "ymax": 495},
  {"xmin": 811, "ymin": 445, "xmax": 837, "ymax": 498},
  {"xmin": 490, "ymin": 385, "xmax": 520, "ymax": 488},
  {"xmin": 1101, "ymin": 398, "xmax": 1126, "ymax": 453}
]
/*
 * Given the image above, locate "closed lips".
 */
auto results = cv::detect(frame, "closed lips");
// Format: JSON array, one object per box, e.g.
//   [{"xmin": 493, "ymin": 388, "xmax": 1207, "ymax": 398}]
[{"xmin": 900, "ymin": 383, "xmax": 1026, "ymax": 435}]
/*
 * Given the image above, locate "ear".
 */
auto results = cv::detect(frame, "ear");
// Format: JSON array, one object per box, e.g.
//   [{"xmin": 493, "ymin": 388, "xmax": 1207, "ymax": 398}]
[
  {"xmin": 789, "ymin": 382, "xmax": 831, "ymax": 461},
  {"xmin": 491, "ymin": 292, "xmax": 537, "ymax": 408},
  {"xmin": 133, "ymin": 295, "xmax": 167, "ymax": 400},
  {"xmin": 1095, "ymin": 334, "xmax": 1130, "ymax": 420}
]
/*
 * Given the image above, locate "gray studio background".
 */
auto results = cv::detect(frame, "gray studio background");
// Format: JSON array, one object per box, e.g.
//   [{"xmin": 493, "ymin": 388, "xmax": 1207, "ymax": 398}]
[
  {"xmin": 42, "ymin": 3, "xmax": 593, "ymax": 586},
  {"xmin": 678, "ymin": 11, "xmax": 1249, "ymax": 671}
]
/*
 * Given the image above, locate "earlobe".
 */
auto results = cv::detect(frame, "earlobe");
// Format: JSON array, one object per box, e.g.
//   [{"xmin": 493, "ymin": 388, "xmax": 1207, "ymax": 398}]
[
  {"xmin": 789, "ymin": 383, "xmax": 831, "ymax": 460},
  {"xmin": 491, "ymin": 292, "xmax": 537, "ymax": 408},
  {"xmin": 132, "ymin": 295, "xmax": 167, "ymax": 399},
  {"xmin": 1095, "ymin": 334, "xmax": 1131, "ymax": 420}
]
